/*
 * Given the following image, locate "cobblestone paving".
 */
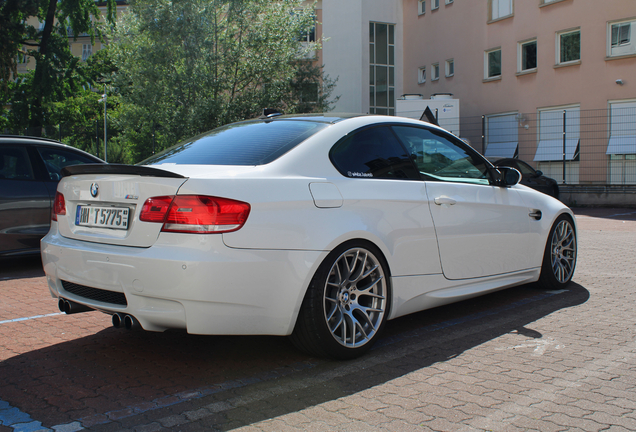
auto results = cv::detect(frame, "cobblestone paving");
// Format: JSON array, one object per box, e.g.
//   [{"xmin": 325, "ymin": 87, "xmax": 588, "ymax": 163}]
[{"xmin": 0, "ymin": 208, "xmax": 635, "ymax": 431}]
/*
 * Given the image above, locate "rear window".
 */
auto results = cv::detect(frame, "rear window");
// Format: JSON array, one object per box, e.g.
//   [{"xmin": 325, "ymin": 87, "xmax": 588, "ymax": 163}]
[
  {"xmin": 329, "ymin": 126, "xmax": 420, "ymax": 180},
  {"xmin": 140, "ymin": 120, "xmax": 328, "ymax": 166}
]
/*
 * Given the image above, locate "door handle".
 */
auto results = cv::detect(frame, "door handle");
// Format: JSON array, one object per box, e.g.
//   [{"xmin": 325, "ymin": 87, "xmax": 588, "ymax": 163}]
[
  {"xmin": 434, "ymin": 196, "xmax": 457, "ymax": 206},
  {"xmin": 529, "ymin": 209, "xmax": 542, "ymax": 220}
]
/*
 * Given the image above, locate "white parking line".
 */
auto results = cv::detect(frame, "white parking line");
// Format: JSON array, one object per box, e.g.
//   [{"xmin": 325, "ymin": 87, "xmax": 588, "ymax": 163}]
[{"xmin": 0, "ymin": 313, "xmax": 63, "ymax": 325}]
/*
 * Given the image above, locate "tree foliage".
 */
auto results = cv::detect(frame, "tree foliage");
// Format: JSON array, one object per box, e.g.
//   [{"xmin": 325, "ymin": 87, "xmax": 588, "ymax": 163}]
[
  {"xmin": 2, "ymin": 0, "xmax": 338, "ymax": 164},
  {"xmin": 0, "ymin": 0, "xmax": 116, "ymax": 133},
  {"xmin": 111, "ymin": 0, "xmax": 338, "ymax": 161}
]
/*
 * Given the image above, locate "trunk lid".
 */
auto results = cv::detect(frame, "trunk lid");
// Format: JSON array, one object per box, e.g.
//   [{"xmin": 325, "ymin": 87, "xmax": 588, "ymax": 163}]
[{"xmin": 56, "ymin": 164, "xmax": 188, "ymax": 247}]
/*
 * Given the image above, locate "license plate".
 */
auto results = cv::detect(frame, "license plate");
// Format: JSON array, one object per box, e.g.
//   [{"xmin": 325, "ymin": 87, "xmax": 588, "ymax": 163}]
[{"xmin": 76, "ymin": 206, "xmax": 130, "ymax": 230}]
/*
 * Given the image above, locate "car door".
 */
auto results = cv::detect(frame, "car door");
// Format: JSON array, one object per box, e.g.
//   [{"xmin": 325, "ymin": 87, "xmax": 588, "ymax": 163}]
[
  {"xmin": 328, "ymin": 125, "xmax": 442, "ymax": 277},
  {"xmin": 392, "ymin": 126, "xmax": 534, "ymax": 280},
  {"xmin": 0, "ymin": 145, "xmax": 51, "ymax": 254}
]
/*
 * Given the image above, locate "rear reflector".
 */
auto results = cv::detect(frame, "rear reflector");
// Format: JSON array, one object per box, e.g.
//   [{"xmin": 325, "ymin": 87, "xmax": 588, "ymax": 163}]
[
  {"xmin": 139, "ymin": 195, "xmax": 250, "ymax": 234},
  {"xmin": 52, "ymin": 192, "xmax": 66, "ymax": 221}
]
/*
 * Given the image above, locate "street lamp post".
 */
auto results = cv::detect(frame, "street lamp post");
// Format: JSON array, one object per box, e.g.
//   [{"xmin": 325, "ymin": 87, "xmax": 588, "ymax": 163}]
[{"xmin": 98, "ymin": 85, "xmax": 107, "ymax": 162}]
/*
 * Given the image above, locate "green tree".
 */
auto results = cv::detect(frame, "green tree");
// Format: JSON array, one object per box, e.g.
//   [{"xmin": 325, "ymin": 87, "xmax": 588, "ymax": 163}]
[
  {"xmin": 43, "ymin": 48, "xmax": 130, "ymax": 162},
  {"xmin": 0, "ymin": 0, "xmax": 116, "ymax": 134},
  {"xmin": 111, "ymin": 0, "xmax": 337, "ymax": 161},
  {"xmin": 0, "ymin": 0, "xmax": 39, "ymax": 90}
]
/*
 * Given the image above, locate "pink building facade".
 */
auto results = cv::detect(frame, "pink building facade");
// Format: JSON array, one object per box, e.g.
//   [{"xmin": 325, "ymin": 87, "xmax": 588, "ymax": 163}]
[
  {"xmin": 400, "ymin": 0, "xmax": 636, "ymax": 185},
  {"xmin": 319, "ymin": 0, "xmax": 636, "ymax": 189}
]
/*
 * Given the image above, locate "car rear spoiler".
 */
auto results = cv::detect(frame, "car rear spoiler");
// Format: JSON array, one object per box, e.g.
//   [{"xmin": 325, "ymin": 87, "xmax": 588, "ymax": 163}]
[{"xmin": 62, "ymin": 164, "xmax": 186, "ymax": 178}]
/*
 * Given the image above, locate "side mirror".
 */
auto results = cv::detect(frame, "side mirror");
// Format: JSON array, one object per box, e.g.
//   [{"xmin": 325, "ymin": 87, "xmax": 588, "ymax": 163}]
[
  {"xmin": 497, "ymin": 167, "xmax": 521, "ymax": 187},
  {"xmin": 535, "ymin": 170, "xmax": 543, "ymax": 176}
]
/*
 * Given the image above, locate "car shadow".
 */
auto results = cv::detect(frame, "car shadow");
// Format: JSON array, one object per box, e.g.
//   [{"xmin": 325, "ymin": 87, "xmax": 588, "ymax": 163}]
[
  {"xmin": 572, "ymin": 207, "xmax": 636, "ymax": 220},
  {"xmin": 0, "ymin": 255, "xmax": 44, "ymax": 280},
  {"xmin": 0, "ymin": 282, "xmax": 589, "ymax": 430}
]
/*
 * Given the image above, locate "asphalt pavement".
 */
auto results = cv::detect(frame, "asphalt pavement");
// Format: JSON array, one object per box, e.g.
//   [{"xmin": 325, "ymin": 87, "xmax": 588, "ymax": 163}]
[{"xmin": 1, "ymin": 207, "xmax": 635, "ymax": 431}]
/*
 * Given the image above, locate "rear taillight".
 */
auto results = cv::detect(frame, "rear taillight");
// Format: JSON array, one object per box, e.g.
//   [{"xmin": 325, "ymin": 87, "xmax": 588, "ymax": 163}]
[
  {"xmin": 139, "ymin": 196, "xmax": 174, "ymax": 223},
  {"xmin": 52, "ymin": 192, "xmax": 66, "ymax": 221},
  {"xmin": 139, "ymin": 195, "xmax": 251, "ymax": 234}
]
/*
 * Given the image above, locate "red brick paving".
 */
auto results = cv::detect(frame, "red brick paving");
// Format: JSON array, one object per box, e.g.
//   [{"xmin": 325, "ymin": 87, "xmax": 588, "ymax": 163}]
[{"xmin": 0, "ymin": 207, "xmax": 635, "ymax": 430}]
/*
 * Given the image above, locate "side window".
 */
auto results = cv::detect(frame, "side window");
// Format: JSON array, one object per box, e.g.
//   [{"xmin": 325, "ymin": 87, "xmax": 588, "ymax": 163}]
[
  {"xmin": 0, "ymin": 146, "xmax": 35, "ymax": 180},
  {"xmin": 392, "ymin": 126, "xmax": 491, "ymax": 185},
  {"xmin": 514, "ymin": 161, "xmax": 536, "ymax": 176},
  {"xmin": 330, "ymin": 126, "xmax": 419, "ymax": 180},
  {"xmin": 36, "ymin": 147, "xmax": 97, "ymax": 181}
]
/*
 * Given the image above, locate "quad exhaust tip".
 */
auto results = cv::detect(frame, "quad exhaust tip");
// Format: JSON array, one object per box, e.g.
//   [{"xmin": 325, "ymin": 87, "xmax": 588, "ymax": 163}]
[
  {"xmin": 58, "ymin": 298, "xmax": 93, "ymax": 314},
  {"xmin": 57, "ymin": 299, "xmax": 139, "ymax": 330},
  {"xmin": 112, "ymin": 313, "xmax": 140, "ymax": 330}
]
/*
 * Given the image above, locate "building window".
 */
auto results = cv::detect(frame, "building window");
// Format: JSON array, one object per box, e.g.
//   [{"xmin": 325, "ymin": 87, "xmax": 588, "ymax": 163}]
[
  {"xmin": 82, "ymin": 44, "xmax": 92, "ymax": 61},
  {"xmin": 418, "ymin": 0, "xmax": 426, "ymax": 15},
  {"xmin": 485, "ymin": 113, "xmax": 519, "ymax": 158},
  {"xmin": 431, "ymin": 0, "xmax": 439, "ymax": 10},
  {"xmin": 485, "ymin": 48, "xmax": 501, "ymax": 79},
  {"xmin": 557, "ymin": 29, "xmax": 580, "ymax": 65},
  {"xmin": 534, "ymin": 105, "xmax": 581, "ymax": 184},
  {"xmin": 299, "ymin": 23, "xmax": 316, "ymax": 43},
  {"xmin": 369, "ymin": 22, "xmax": 395, "ymax": 115},
  {"xmin": 607, "ymin": 100, "xmax": 636, "ymax": 184},
  {"xmin": 418, "ymin": 66, "xmax": 426, "ymax": 84},
  {"xmin": 297, "ymin": 14, "xmax": 317, "ymax": 60},
  {"xmin": 489, "ymin": 0, "xmax": 513, "ymax": 22},
  {"xmin": 445, "ymin": 59, "xmax": 454, "ymax": 77},
  {"xmin": 445, "ymin": 0, "xmax": 454, "ymax": 4},
  {"xmin": 608, "ymin": 19, "xmax": 635, "ymax": 58},
  {"xmin": 518, "ymin": 39, "xmax": 537, "ymax": 72},
  {"xmin": 540, "ymin": 0, "xmax": 565, "ymax": 5},
  {"xmin": 431, "ymin": 63, "xmax": 440, "ymax": 80}
]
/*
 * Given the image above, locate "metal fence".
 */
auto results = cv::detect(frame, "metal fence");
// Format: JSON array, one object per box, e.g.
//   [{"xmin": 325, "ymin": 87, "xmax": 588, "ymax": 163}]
[
  {"xmin": 5, "ymin": 107, "xmax": 636, "ymax": 187},
  {"xmin": 447, "ymin": 107, "xmax": 635, "ymax": 187}
]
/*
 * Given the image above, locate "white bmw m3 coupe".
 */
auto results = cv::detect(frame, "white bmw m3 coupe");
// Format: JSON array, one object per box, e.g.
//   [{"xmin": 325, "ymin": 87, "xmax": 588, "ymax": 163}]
[{"xmin": 41, "ymin": 114, "xmax": 577, "ymax": 359}]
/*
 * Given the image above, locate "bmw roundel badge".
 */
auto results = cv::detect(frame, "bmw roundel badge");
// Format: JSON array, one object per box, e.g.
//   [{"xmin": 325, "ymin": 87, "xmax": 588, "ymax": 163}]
[{"xmin": 90, "ymin": 183, "xmax": 99, "ymax": 198}]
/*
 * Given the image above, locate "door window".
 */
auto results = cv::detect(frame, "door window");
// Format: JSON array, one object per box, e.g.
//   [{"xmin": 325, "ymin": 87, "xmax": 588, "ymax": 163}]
[
  {"xmin": 514, "ymin": 160, "xmax": 537, "ymax": 177},
  {"xmin": 392, "ymin": 126, "xmax": 491, "ymax": 185},
  {"xmin": 36, "ymin": 147, "xmax": 99, "ymax": 181},
  {"xmin": 0, "ymin": 146, "xmax": 34, "ymax": 180}
]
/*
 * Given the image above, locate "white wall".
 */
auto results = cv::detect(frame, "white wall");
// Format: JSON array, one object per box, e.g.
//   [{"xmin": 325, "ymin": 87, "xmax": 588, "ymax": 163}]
[{"xmin": 322, "ymin": 0, "xmax": 403, "ymax": 114}]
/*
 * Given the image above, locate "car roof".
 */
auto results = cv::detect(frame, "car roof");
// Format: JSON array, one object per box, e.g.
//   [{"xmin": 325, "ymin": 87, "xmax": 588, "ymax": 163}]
[
  {"xmin": 0, "ymin": 135, "xmax": 105, "ymax": 162},
  {"xmin": 251, "ymin": 113, "xmax": 368, "ymax": 124},
  {"xmin": 1, "ymin": 135, "xmax": 73, "ymax": 146}
]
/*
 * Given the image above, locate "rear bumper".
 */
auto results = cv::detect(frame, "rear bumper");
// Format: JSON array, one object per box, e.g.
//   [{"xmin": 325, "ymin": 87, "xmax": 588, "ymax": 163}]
[{"xmin": 41, "ymin": 227, "xmax": 326, "ymax": 336}]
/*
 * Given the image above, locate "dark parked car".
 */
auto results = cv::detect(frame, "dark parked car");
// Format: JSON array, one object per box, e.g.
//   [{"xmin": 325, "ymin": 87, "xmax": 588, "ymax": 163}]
[
  {"xmin": 0, "ymin": 136, "xmax": 104, "ymax": 257},
  {"xmin": 488, "ymin": 157, "xmax": 559, "ymax": 199}
]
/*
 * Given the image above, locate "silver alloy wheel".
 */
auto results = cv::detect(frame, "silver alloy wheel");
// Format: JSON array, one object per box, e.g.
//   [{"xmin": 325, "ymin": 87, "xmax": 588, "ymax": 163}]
[
  {"xmin": 323, "ymin": 248, "xmax": 387, "ymax": 348},
  {"xmin": 550, "ymin": 219, "xmax": 577, "ymax": 283}
]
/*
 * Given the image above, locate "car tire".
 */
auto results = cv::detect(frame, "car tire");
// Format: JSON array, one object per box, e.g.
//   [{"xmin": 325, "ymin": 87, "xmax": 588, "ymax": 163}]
[
  {"xmin": 538, "ymin": 215, "xmax": 577, "ymax": 290},
  {"xmin": 290, "ymin": 241, "xmax": 391, "ymax": 360}
]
